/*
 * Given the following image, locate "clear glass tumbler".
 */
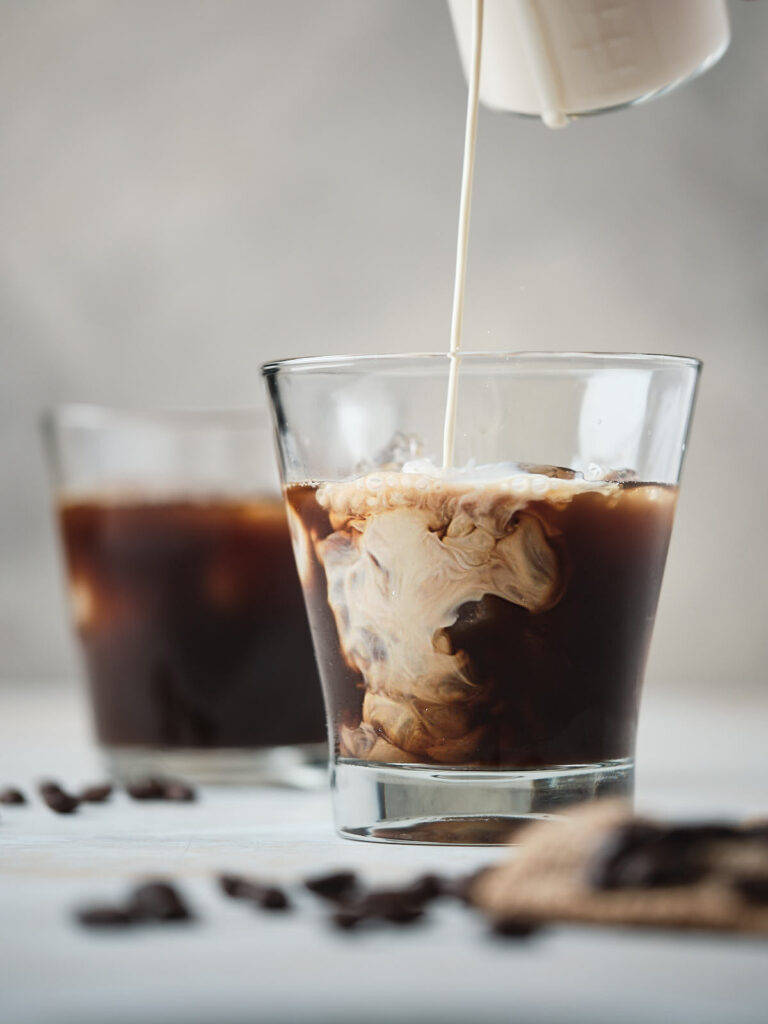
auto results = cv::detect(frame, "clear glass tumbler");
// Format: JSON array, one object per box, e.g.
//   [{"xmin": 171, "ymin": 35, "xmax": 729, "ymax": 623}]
[
  {"xmin": 264, "ymin": 352, "xmax": 700, "ymax": 843},
  {"xmin": 43, "ymin": 405, "xmax": 326, "ymax": 786}
]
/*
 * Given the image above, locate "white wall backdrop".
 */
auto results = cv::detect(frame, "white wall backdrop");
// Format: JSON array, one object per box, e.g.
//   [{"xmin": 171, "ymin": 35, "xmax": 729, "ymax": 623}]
[{"xmin": 1, "ymin": 1, "xmax": 767, "ymax": 693}]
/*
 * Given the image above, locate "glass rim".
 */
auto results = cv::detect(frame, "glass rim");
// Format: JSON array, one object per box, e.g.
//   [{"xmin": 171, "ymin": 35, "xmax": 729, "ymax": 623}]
[
  {"xmin": 41, "ymin": 403, "xmax": 269, "ymax": 435},
  {"xmin": 261, "ymin": 350, "xmax": 702, "ymax": 377}
]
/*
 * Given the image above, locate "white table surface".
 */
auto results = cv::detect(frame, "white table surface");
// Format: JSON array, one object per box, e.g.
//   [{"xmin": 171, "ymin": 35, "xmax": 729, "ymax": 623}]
[{"xmin": 1, "ymin": 680, "xmax": 766, "ymax": 1024}]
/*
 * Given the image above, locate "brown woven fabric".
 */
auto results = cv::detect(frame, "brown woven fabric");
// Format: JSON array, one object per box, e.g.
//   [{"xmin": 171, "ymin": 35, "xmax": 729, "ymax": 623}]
[{"xmin": 472, "ymin": 801, "xmax": 768, "ymax": 935}]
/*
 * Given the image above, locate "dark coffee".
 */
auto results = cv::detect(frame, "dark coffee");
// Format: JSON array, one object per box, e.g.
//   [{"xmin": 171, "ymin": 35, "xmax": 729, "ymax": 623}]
[
  {"xmin": 59, "ymin": 497, "xmax": 325, "ymax": 750},
  {"xmin": 286, "ymin": 472, "xmax": 676, "ymax": 769}
]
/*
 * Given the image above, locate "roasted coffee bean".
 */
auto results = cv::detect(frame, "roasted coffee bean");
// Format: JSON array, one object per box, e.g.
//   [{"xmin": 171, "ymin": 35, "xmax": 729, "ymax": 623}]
[
  {"xmin": 257, "ymin": 886, "xmax": 290, "ymax": 911},
  {"xmin": 381, "ymin": 904, "xmax": 424, "ymax": 926},
  {"xmin": 126, "ymin": 777, "xmax": 167, "ymax": 801},
  {"xmin": 329, "ymin": 890, "xmax": 423, "ymax": 930},
  {"xmin": 587, "ymin": 821, "xmax": 719, "ymax": 891},
  {"xmin": 79, "ymin": 783, "xmax": 113, "ymax": 803},
  {"xmin": 304, "ymin": 870, "xmax": 359, "ymax": 903},
  {"xmin": 586, "ymin": 822, "xmax": 661, "ymax": 889},
  {"xmin": 355, "ymin": 889, "xmax": 425, "ymax": 924},
  {"xmin": 0, "ymin": 787, "xmax": 26, "ymax": 805},
  {"xmin": 331, "ymin": 907, "xmax": 366, "ymax": 931},
  {"xmin": 403, "ymin": 873, "xmax": 445, "ymax": 904},
  {"xmin": 218, "ymin": 874, "xmax": 266, "ymax": 901},
  {"xmin": 39, "ymin": 782, "xmax": 79, "ymax": 815},
  {"xmin": 490, "ymin": 916, "xmax": 541, "ymax": 939},
  {"xmin": 219, "ymin": 874, "xmax": 245, "ymax": 898},
  {"xmin": 217, "ymin": 874, "xmax": 289, "ymax": 910},
  {"xmin": 128, "ymin": 882, "xmax": 191, "ymax": 922},
  {"xmin": 613, "ymin": 851, "xmax": 707, "ymax": 889},
  {"xmin": 40, "ymin": 779, "xmax": 70, "ymax": 800},
  {"xmin": 163, "ymin": 781, "xmax": 196, "ymax": 802},
  {"xmin": 660, "ymin": 823, "xmax": 742, "ymax": 846},
  {"xmin": 77, "ymin": 905, "xmax": 133, "ymax": 928},
  {"xmin": 732, "ymin": 876, "xmax": 768, "ymax": 906}
]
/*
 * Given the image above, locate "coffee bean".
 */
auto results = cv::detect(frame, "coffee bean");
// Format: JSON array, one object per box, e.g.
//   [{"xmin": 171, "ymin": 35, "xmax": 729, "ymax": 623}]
[
  {"xmin": 79, "ymin": 783, "xmax": 113, "ymax": 803},
  {"xmin": 217, "ymin": 874, "xmax": 290, "ymax": 910},
  {"xmin": 381, "ymin": 904, "xmax": 424, "ymax": 926},
  {"xmin": 613, "ymin": 851, "xmax": 707, "ymax": 889},
  {"xmin": 490, "ymin": 916, "xmax": 541, "ymax": 939},
  {"xmin": 0, "ymin": 787, "xmax": 26, "ymax": 805},
  {"xmin": 126, "ymin": 777, "xmax": 167, "ymax": 801},
  {"xmin": 163, "ymin": 782, "xmax": 196, "ymax": 802},
  {"xmin": 128, "ymin": 882, "xmax": 191, "ymax": 922},
  {"xmin": 219, "ymin": 874, "xmax": 245, "ymax": 897},
  {"xmin": 355, "ymin": 888, "xmax": 425, "ymax": 925},
  {"xmin": 660, "ymin": 823, "xmax": 742, "ymax": 846},
  {"xmin": 39, "ymin": 782, "xmax": 79, "ymax": 815},
  {"xmin": 732, "ymin": 876, "xmax": 768, "ymax": 906},
  {"xmin": 331, "ymin": 907, "xmax": 366, "ymax": 931},
  {"xmin": 304, "ymin": 870, "xmax": 359, "ymax": 903},
  {"xmin": 586, "ymin": 823, "xmax": 661, "ymax": 890},
  {"xmin": 77, "ymin": 905, "xmax": 133, "ymax": 928},
  {"xmin": 258, "ymin": 886, "xmax": 290, "ymax": 911},
  {"xmin": 403, "ymin": 873, "xmax": 446, "ymax": 904},
  {"xmin": 218, "ymin": 874, "xmax": 265, "ymax": 901}
]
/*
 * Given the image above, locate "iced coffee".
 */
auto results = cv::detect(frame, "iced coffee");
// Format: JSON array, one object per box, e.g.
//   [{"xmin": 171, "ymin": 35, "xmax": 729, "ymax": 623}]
[
  {"xmin": 59, "ymin": 495, "xmax": 325, "ymax": 755},
  {"xmin": 287, "ymin": 464, "xmax": 675, "ymax": 770}
]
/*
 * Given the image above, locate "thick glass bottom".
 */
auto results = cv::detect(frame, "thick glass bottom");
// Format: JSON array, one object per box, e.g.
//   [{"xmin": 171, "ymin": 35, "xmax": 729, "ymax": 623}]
[
  {"xmin": 105, "ymin": 741, "xmax": 328, "ymax": 788},
  {"xmin": 332, "ymin": 757, "xmax": 634, "ymax": 845}
]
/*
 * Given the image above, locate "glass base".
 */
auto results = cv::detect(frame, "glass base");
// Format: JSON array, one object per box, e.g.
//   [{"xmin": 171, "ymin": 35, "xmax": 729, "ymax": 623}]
[
  {"xmin": 105, "ymin": 742, "xmax": 328, "ymax": 789},
  {"xmin": 332, "ymin": 758, "xmax": 634, "ymax": 845}
]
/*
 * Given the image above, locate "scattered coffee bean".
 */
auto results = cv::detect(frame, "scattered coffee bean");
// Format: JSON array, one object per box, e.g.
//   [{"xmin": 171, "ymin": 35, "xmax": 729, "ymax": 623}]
[
  {"xmin": 0, "ymin": 787, "xmax": 26, "ymax": 805},
  {"xmin": 661, "ymin": 823, "xmax": 742, "ymax": 846},
  {"xmin": 219, "ymin": 874, "xmax": 245, "ymax": 898},
  {"xmin": 217, "ymin": 874, "xmax": 290, "ymax": 911},
  {"xmin": 332, "ymin": 887, "xmax": 427, "ymax": 929},
  {"xmin": 331, "ymin": 907, "xmax": 366, "ymax": 931},
  {"xmin": 587, "ymin": 821, "xmax": 739, "ymax": 891},
  {"xmin": 732, "ymin": 876, "xmax": 768, "ymax": 906},
  {"xmin": 402, "ymin": 873, "xmax": 446, "ymax": 905},
  {"xmin": 258, "ymin": 886, "xmax": 290, "ymax": 911},
  {"xmin": 126, "ymin": 777, "xmax": 168, "ymax": 800},
  {"xmin": 490, "ymin": 916, "xmax": 541, "ymax": 939},
  {"xmin": 381, "ymin": 904, "xmax": 424, "ymax": 926},
  {"xmin": 128, "ymin": 881, "xmax": 192, "ymax": 922},
  {"xmin": 39, "ymin": 781, "xmax": 79, "ymax": 815},
  {"xmin": 218, "ymin": 874, "xmax": 265, "ymax": 901},
  {"xmin": 304, "ymin": 870, "xmax": 359, "ymax": 903},
  {"xmin": 586, "ymin": 822, "xmax": 661, "ymax": 890},
  {"xmin": 79, "ymin": 783, "xmax": 113, "ymax": 803},
  {"xmin": 126, "ymin": 777, "xmax": 197, "ymax": 802},
  {"xmin": 77, "ymin": 905, "xmax": 134, "ymax": 928},
  {"xmin": 615, "ymin": 851, "xmax": 707, "ymax": 889},
  {"xmin": 163, "ymin": 782, "xmax": 196, "ymax": 802}
]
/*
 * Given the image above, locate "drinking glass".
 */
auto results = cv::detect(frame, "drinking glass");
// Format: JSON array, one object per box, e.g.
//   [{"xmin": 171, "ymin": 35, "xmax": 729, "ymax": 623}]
[
  {"xmin": 264, "ymin": 352, "xmax": 699, "ymax": 843},
  {"xmin": 43, "ymin": 405, "xmax": 326, "ymax": 786}
]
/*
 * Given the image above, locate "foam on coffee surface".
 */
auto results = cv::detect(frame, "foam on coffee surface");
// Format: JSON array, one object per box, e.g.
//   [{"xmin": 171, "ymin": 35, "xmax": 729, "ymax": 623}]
[{"xmin": 312, "ymin": 464, "xmax": 619, "ymax": 764}]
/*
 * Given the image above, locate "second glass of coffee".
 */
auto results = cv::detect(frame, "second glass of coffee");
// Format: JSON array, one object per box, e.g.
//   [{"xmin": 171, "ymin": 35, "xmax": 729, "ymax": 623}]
[{"xmin": 44, "ymin": 406, "xmax": 326, "ymax": 785}]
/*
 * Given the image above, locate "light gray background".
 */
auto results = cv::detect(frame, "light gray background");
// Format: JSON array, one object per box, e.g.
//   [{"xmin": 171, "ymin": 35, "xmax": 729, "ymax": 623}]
[{"xmin": 1, "ymin": 0, "xmax": 766, "ymax": 692}]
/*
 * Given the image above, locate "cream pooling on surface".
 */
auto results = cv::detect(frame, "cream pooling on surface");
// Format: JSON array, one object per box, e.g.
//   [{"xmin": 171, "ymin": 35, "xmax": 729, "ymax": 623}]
[{"xmin": 307, "ymin": 468, "xmax": 614, "ymax": 764}]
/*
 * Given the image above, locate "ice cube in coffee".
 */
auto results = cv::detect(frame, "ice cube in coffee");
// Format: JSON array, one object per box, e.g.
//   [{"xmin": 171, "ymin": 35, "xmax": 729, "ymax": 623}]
[
  {"xmin": 287, "ymin": 466, "xmax": 676, "ymax": 769},
  {"xmin": 59, "ymin": 496, "xmax": 326, "ymax": 762}
]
